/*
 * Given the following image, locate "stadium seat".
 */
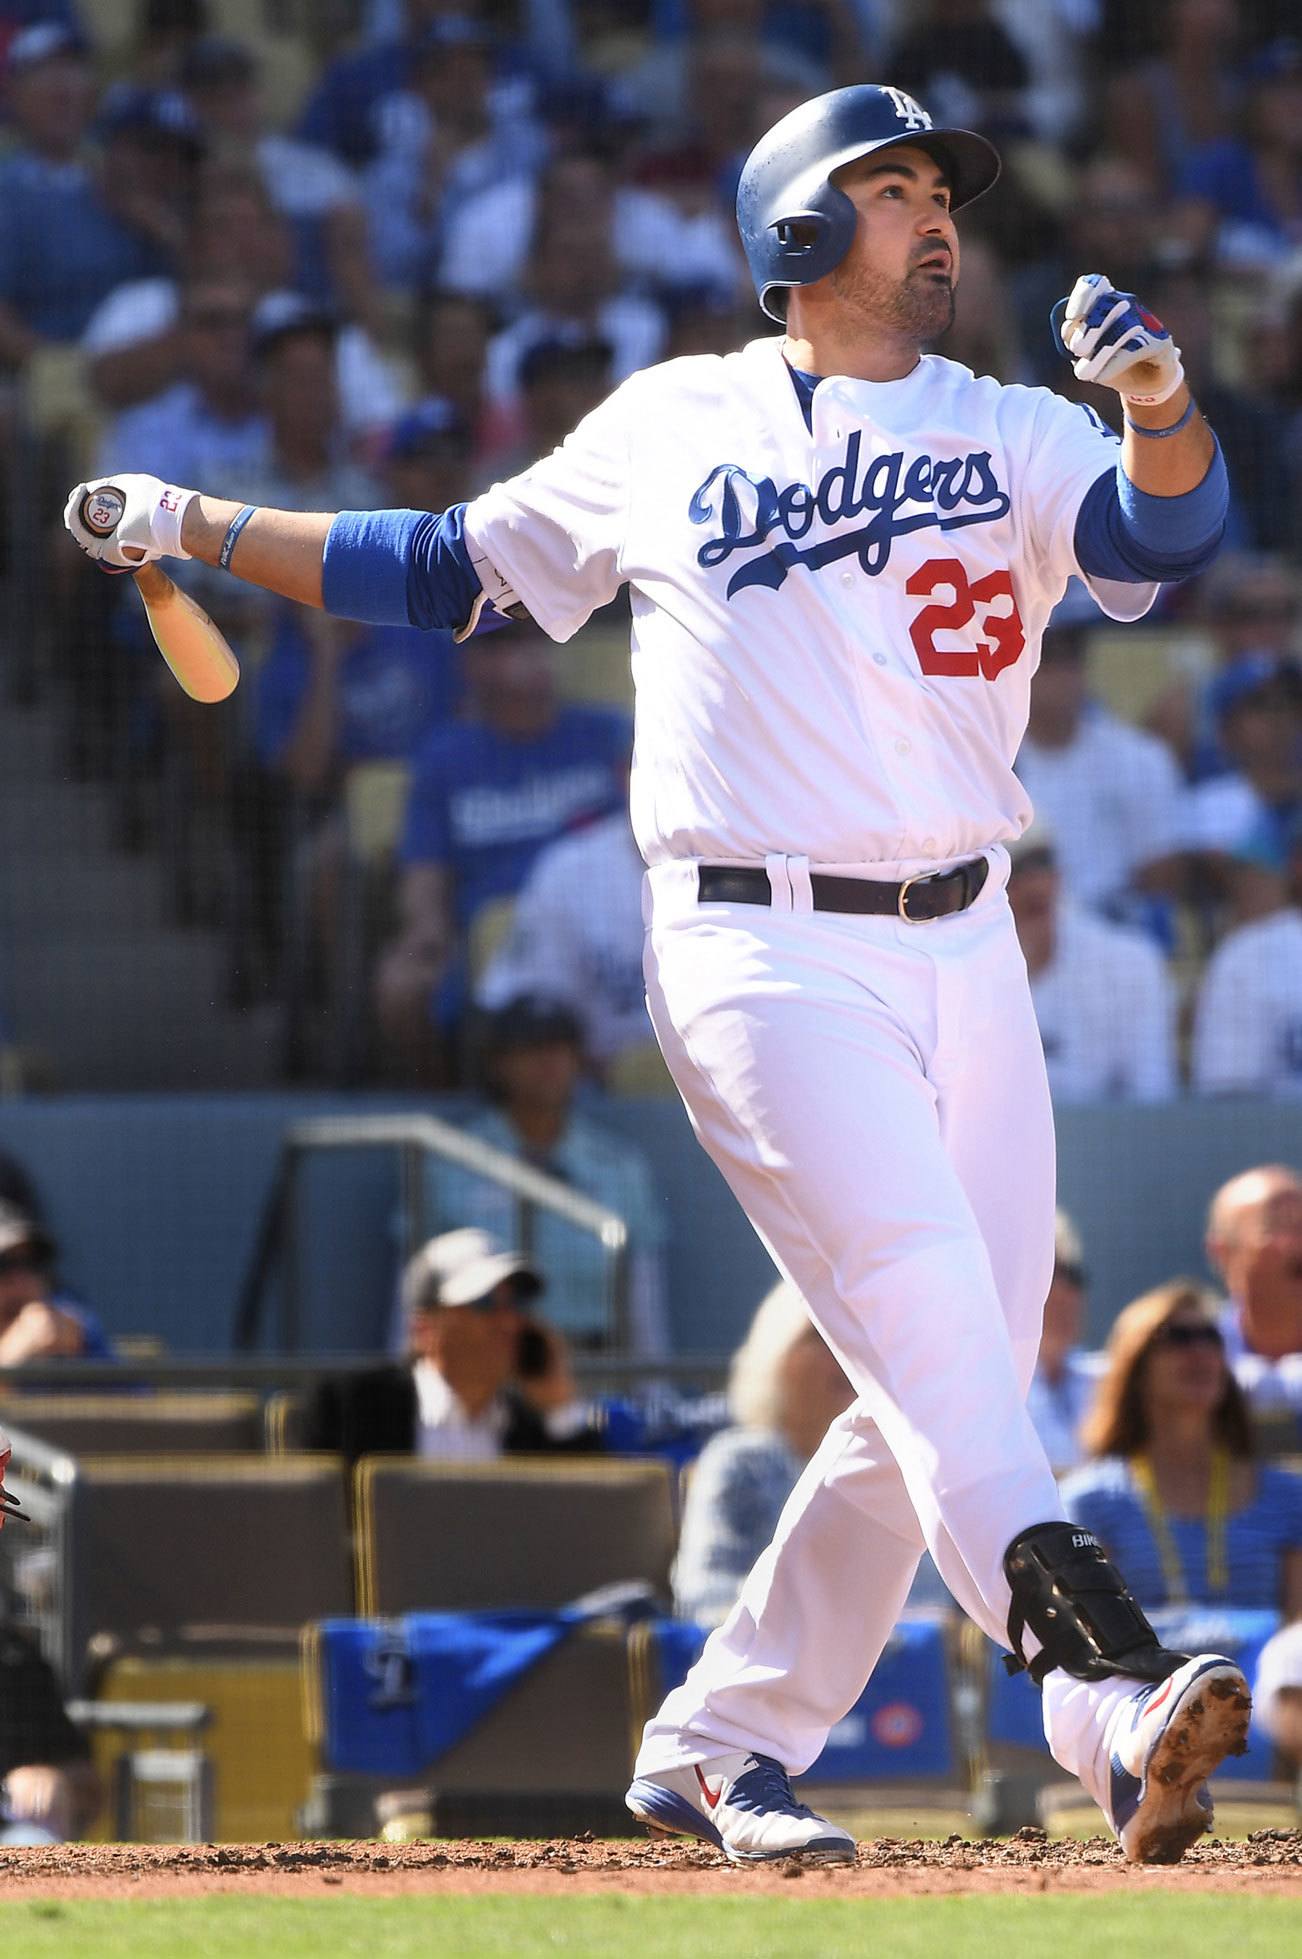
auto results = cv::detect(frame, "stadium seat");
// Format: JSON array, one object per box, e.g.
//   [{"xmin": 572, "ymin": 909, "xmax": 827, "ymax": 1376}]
[
  {"xmin": 303, "ymin": 1613, "xmax": 636, "ymax": 1825},
  {"xmin": 55, "ymin": 1454, "xmax": 352, "ymax": 1689},
  {"xmin": 353, "ymin": 1457, "xmax": 677, "ymax": 1615},
  {"xmin": 1084, "ymin": 624, "xmax": 1215, "ymax": 727},
  {"xmin": 5, "ymin": 1394, "xmax": 262, "ymax": 1457}
]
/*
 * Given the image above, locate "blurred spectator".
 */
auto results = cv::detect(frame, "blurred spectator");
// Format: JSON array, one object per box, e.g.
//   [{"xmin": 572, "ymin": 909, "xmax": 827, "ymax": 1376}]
[
  {"xmin": 0, "ymin": 1621, "xmax": 100, "ymax": 1845},
  {"xmin": 1175, "ymin": 38, "xmax": 1302, "ymax": 275},
  {"xmin": 179, "ymin": 36, "xmax": 375, "ymax": 325},
  {"xmin": 672, "ymin": 1278, "xmax": 853, "ymax": 1626},
  {"xmin": 363, "ymin": 16, "xmax": 546, "ymax": 293},
  {"xmin": 1252, "ymin": 1619, "xmax": 1302, "ymax": 1772},
  {"xmin": 937, "ymin": 231, "xmax": 1021, "ymax": 381},
  {"xmin": 0, "ymin": 1202, "xmax": 113, "ymax": 1369},
  {"xmin": 242, "ymin": 296, "xmax": 378, "ymax": 513},
  {"xmin": 1177, "ymin": 655, "xmax": 1302, "ymax": 868},
  {"xmin": 440, "ymin": 141, "xmax": 742, "ymax": 309},
  {"xmin": 885, "ymin": 0, "xmax": 1033, "ymax": 140},
  {"xmin": 630, "ymin": 28, "xmax": 769, "ymax": 221},
  {"xmin": 93, "ymin": 274, "xmax": 265, "ymax": 490},
  {"xmin": 304, "ymin": 1226, "xmax": 604, "ymax": 1465},
  {"xmin": 1013, "ymin": 155, "xmax": 1164, "ymax": 391},
  {"xmin": 0, "ymin": 27, "xmax": 183, "ymax": 366},
  {"xmin": 0, "ymin": 1152, "xmax": 46, "ymax": 1223},
  {"xmin": 82, "ymin": 164, "xmax": 403, "ymax": 446},
  {"xmin": 256, "ymin": 398, "xmax": 470, "ymax": 803},
  {"xmin": 1062, "ymin": 1280, "xmax": 1302, "ymax": 1612},
  {"xmin": 1136, "ymin": 260, "xmax": 1295, "ymax": 556},
  {"xmin": 1205, "ymin": 1165, "xmax": 1302, "ymax": 1424},
  {"xmin": 374, "ymin": 625, "xmax": 630, "ymax": 1076},
  {"xmin": 410, "ymin": 287, "xmax": 494, "ymax": 460},
  {"xmin": 1146, "ymin": 555, "xmax": 1300, "ymax": 782},
  {"xmin": 617, "ymin": 0, "xmax": 832, "ymax": 134},
  {"xmin": 116, "ymin": 0, "xmax": 212, "ymax": 92},
  {"xmin": 1016, "ymin": 627, "xmax": 1184, "ymax": 923},
  {"xmin": 1101, "ymin": 0, "xmax": 1240, "ymax": 194},
  {"xmin": 301, "ymin": 0, "xmax": 544, "ymax": 171},
  {"xmin": 1006, "ymin": 825, "xmax": 1177, "ymax": 1104},
  {"xmin": 484, "ymin": 332, "xmax": 614, "ymax": 478},
  {"xmin": 478, "ymin": 805, "xmax": 648, "ymax": 1077},
  {"xmin": 480, "ymin": 149, "xmax": 667, "ymax": 414},
  {"xmin": 434, "ymin": 994, "xmax": 670, "ymax": 1354},
  {"xmin": 1024, "ymin": 1209, "xmax": 1103, "ymax": 1474},
  {"xmin": 1191, "ymin": 818, "xmax": 1302, "ymax": 1097}
]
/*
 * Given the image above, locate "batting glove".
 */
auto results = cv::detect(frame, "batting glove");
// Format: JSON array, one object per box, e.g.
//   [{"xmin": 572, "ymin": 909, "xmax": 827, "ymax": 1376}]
[
  {"xmin": 1051, "ymin": 273, "xmax": 1185, "ymax": 407},
  {"xmin": 64, "ymin": 473, "xmax": 197, "ymax": 570}
]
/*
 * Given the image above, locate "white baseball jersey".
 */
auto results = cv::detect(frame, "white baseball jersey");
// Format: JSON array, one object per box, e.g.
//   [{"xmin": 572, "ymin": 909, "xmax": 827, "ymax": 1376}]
[
  {"xmin": 465, "ymin": 335, "xmax": 1156, "ymax": 872},
  {"xmin": 1192, "ymin": 907, "xmax": 1302, "ymax": 1096}
]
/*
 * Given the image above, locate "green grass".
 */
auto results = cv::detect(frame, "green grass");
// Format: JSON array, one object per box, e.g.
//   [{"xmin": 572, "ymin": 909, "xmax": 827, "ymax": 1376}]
[{"xmin": 2, "ymin": 1895, "xmax": 1299, "ymax": 1959}]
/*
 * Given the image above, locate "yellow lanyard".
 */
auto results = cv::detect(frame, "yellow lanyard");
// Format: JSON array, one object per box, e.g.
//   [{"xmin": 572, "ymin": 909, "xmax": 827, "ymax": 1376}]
[{"xmin": 1131, "ymin": 1449, "xmax": 1231, "ymax": 1603}]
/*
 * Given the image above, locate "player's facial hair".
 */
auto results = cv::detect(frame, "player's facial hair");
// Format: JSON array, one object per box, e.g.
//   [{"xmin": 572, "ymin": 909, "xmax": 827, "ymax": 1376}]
[{"xmin": 830, "ymin": 255, "xmax": 956, "ymax": 345}]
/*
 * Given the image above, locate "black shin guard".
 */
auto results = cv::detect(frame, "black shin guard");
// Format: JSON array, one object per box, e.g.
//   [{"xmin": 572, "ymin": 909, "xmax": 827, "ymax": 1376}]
[{"xmin": 1003, "ymin": 1522, "xmax": 1190, "ymax": 1687}]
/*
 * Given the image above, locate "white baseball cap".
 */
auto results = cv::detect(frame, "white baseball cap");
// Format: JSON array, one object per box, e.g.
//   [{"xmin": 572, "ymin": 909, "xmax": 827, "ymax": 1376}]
[{"xmin": 402, "ymin": 1228, "xmax": 543, "ymax": 1314}]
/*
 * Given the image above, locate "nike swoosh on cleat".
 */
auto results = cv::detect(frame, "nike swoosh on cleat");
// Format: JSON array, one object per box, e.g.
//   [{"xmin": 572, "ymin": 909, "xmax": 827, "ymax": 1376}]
[{"xmin": 694, "ymin": 1766, "xmax": 723, "ymax": 1811}]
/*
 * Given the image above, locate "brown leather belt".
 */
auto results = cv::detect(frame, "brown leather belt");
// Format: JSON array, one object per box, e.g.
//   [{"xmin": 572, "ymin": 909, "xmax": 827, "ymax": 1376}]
[{"xmin": 696, "ymin": 856, "xmax": 989, "ymax": 923}]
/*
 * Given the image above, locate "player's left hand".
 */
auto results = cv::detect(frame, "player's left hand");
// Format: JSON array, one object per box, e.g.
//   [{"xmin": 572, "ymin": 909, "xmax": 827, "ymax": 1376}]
[{"xmin": 1052, "ymin": 273, "xmax": 1185, "ymax": 407}]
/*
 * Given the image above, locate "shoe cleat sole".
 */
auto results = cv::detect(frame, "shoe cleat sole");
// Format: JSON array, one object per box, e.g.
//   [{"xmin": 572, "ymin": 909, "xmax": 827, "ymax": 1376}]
[{"xmin": 1126, "ymin": 1665, "xmax": 1252, "ymax": 1866}]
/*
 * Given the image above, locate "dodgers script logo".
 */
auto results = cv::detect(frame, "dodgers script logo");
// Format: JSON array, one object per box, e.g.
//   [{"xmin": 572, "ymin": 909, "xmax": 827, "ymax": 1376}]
[{"xmin": 689, "ymin": 434, "xmax": 1011, "ymax": 598}]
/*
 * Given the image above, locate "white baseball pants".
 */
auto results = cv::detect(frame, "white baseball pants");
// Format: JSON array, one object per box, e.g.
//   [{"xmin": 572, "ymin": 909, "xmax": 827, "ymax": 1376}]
[{"xmin": 635, "ymin": 849, "xmax": 1096, "ymax": 1782}]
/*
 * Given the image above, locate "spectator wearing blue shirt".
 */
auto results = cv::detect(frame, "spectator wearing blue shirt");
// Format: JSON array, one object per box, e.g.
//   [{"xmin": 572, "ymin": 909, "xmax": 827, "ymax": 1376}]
[
  {"xmin": 1176, "ymin": 40, "xmax": 1302, "ymax": 274},
  {"xmin": 363, "ymin": 16, "xmax": 547, "ymax": 294},
  {"xmin": 0, "ymin": 1202, "xmax": 114, "ymax": 1369},
  {"xmin": 435, "ymin": 994, "xmax": 671, "ymax": 1354},
  {"xmin": 0, "ymin": 27, "xmax": 187, "ymax": 365},
  {"xmin": 375, "ymin": 624, "xmax": 630, "ymax": 1077},
  {"xmin": 1061, "ymin": 1280, "xmax": 1302, "ymax": 1617}
]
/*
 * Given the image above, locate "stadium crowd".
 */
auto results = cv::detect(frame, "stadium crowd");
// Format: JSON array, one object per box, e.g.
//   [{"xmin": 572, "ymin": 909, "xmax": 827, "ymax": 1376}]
[{"xmin": 0, "ymin": 0, "xmax": 1294, "ymax": 1100}]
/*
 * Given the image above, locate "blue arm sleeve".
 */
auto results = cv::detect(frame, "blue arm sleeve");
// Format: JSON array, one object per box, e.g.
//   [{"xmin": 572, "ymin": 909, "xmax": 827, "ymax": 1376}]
[
  {"xmin": 1073, "ymin": 438, "xmax": 1229, "ymax": 584},
  {"xmin": 321, "ymin": 502, "xmax": 481, "ymax": 631}
]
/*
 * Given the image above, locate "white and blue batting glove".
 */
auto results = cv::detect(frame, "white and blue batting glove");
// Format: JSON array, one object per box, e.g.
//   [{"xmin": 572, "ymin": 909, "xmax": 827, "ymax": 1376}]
[
  {"xmin": 63, "ymin": 472, "xmax": 196, "ymax": 570},
  {"xmin": 1052, "ymin": 273, "xmax": 1185, "ymax": 407}
]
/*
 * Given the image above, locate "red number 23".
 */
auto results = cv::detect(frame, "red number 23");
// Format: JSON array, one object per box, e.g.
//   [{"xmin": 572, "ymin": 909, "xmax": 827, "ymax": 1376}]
[{"xmin": 905, "ymin": 557, "xmax": 1025, "ymax": 681}]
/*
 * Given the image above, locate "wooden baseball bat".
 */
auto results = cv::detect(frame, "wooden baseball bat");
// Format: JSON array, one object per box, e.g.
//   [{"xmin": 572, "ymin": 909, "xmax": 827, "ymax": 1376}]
[{"xmin": 78, "ymin": 486, "xmax": 241, "ymax": 704}]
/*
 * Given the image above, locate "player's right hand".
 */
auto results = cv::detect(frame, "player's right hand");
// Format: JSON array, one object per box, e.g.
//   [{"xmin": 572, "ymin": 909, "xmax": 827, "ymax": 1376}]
[{"xmin": 63, "ymin": 473, "xmax": 196, "ymax": 569}]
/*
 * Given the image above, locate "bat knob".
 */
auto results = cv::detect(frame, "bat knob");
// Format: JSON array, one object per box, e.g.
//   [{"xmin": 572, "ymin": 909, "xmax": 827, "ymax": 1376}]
[{"xmin": 80, "ymin": 484, "xmax": 127, "ymax": 537}]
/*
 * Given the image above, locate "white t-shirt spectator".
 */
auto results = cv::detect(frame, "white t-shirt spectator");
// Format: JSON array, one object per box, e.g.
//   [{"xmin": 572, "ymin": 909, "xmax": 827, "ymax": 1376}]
[
  {"xmin": 1179, "ymin": 772, "xmax": 1269, "ymax": 856},
  {"xmin": 1016, "ymin": 705, "xmax": 1183, "ymax": 912},
  {"xmin": 1193, "ymin": 909, "xmax": 1302, "ymax": 1097},
  {"xmin": 478, "ymin": 811, "xmax": 648, "ymax": 1068},
  {"xmin": 484, "ymin": 296, "xmax": 667, "ymax": 414},
  {"xmin": 440, "ymin": 176, "xmax": 744, "ymax": 304},
  {"xmin": 1030, "ymin": 901, "xmax": 1178, "ymax": 1104},
  {"xmin": 81, "ymin": 278, "xmax": 404, "ymax": 442}
]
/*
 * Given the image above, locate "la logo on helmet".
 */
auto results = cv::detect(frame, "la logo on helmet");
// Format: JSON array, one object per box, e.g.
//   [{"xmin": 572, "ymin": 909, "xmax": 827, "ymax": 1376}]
[{"xmin": 882, "ymin": 88, "xmax": 931, "ymax": 131}]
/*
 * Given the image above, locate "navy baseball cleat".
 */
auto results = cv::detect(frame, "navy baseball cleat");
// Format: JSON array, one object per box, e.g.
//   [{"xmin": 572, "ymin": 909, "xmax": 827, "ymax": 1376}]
[
  {"xmin": 625, "ymin": 1751, "xmax": 856, "ymax": 1864},
  {"xmin": 1104, "ymin": 1655, "xmax": 1252, "ymax": 1864}
]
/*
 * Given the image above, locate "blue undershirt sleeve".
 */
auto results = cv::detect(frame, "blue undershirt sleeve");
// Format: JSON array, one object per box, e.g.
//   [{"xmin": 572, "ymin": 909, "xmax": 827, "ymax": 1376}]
[
  {"xmin": 1073, "ymin": 438, "xmax": 1229, "ymax": 585},
  {"xmin": 321, "ymin": 502, "xmax": 481, "ymax": 631}
]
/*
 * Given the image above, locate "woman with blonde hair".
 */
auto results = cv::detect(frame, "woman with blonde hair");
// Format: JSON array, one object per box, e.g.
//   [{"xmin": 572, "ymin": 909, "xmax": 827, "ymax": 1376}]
[
  {"xmin": 672, "ymin": 1281, "xmax": 854, "ymax": 1627},
  {"xmin": 1061, "ymin": 1280, "xmax": 1302, "ymax": 1615}
]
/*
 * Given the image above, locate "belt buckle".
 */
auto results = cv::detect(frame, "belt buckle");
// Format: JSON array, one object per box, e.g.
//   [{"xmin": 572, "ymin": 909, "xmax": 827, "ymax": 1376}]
[{"xmin": 897, "ymin": 871, "xmax": 926, "ymax": 922}]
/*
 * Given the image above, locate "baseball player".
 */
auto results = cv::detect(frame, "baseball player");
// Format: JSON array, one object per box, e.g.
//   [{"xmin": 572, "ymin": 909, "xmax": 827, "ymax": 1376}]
[{"xmin": 66, "ymin": 85, "xmax": 1249, "ymax": 1865}]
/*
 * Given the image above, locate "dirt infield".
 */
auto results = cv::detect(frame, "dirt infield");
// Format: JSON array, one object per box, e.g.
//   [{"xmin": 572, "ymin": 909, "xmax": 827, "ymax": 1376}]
[{"xmin": 0, "ymin": 1832, "xmax": 1298, "ymax": 1900}]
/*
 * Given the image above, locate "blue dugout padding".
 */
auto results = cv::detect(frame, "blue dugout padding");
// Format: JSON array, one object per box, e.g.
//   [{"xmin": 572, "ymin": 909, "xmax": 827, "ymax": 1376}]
[
  {"xmin": 985, "ymin": 1606, "xmax": 1282, "ymax": 1781},
  {"xmin": 654, "ymin": 1611, "xmax": 956, "ymax": 1781}
]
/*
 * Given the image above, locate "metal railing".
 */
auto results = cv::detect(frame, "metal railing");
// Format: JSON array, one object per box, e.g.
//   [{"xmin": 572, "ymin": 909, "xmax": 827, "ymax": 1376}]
[{"xmin": 232, "ymin": 1112, "xmax": 634, "ymax": 1354}]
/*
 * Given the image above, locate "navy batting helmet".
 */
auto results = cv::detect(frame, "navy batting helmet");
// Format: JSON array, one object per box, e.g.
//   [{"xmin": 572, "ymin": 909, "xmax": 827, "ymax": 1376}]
[{"xmin": 737, "ymin": 85, "xmax": 1001, "ymax": 324}]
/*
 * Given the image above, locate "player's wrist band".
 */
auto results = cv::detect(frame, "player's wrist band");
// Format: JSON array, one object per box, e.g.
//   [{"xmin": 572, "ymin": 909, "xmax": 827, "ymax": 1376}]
[
  {"xmin": 219, "ymin": 503, "xmax": 259, "ymax": 571},
  {"xmin": 1124, "ymin": 400, "xmax": 1196, "ymax": 440}
]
